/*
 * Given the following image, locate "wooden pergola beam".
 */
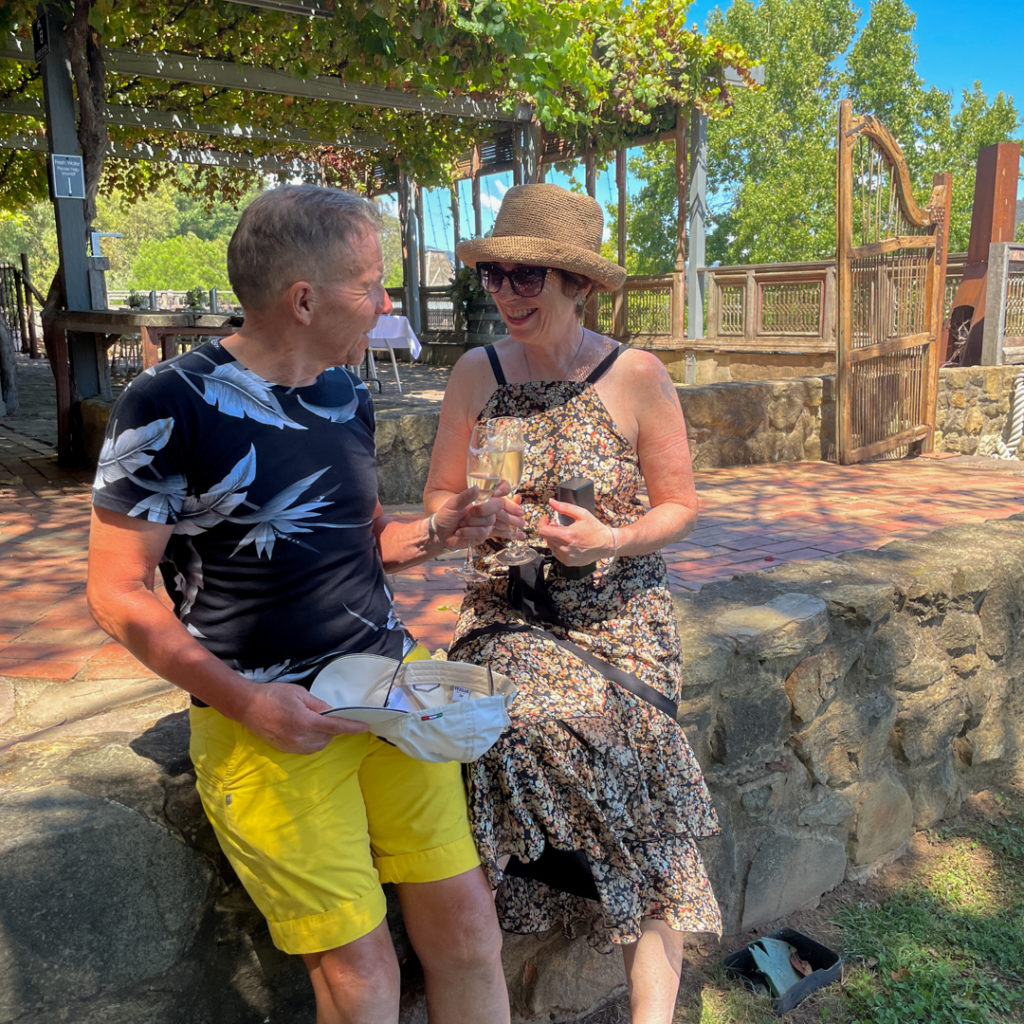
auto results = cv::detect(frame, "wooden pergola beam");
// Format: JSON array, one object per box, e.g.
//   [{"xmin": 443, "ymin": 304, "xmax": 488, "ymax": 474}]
[
  {"xmin": 0, "ymin": 97, "xmax": 386, "ymax": 149},
  {"xmin": 1, "ymin": 32, "xmax": 531, "ymax": 122}
]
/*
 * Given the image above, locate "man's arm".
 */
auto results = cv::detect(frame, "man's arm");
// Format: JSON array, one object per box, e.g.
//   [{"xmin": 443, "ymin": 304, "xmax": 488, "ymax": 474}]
[
  {"xmin": 371, "ymin": 486, "xmax": 508, "ymax": 573},
  {"xmin": 87, "ymin": 506, "xmax": 365, "ymax": 753}
]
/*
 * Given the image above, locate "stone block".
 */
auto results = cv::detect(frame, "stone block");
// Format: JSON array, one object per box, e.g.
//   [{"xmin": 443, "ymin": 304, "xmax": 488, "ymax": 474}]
[
  {"xmin": 847, "ymin": 776, "xmax": 914, "ymax": 867},
  {"xmin": 502, "ymin": 930, "xmax": 625, "ymax": 1022},
  {"xmin": 714, "ymin": 592, "xmax": 829, "ymax": 660},
  {"xmin": 979, "ymin": 580, "xmax": 1024, "ymax": 660},
  {"xmin": 791, "ymin": 689, "xmax": 895, "ymax": 788},
  {"xmin": 374, "ymin": 410, "xmax": 439, "ymax": 504},
  {"xmin": 894, "ymin": 684, "xmax": 969, "ymax": 766},
  {"xmin": 740, "ymin": 832, "xmax": 847, "ymax": 931},
  {"xmin": 0, "ymin": 785, "xmax": 212, "ymax": 1021},
  {"xmin": 784, "ymin": 642, "xmax": 862, "ymax": 723},
  {"xmin": 967, "ymin": 672, "xmax": 1024, "ymax": 766},
  {"xmin": 816, "ymin": 580, "xmax": 895, "ymax": 625},
  {"xmin": 711, "ymin": 686, "xmax": 792, "ymax": 764},
  {"xmin": 796, "ymin": 787, "xmax": 854, "ymax": 830},
  {"xmin": 0, "ymin": 677, "xmax": 13, "ymax": 727},
  {"xmin": 901, "ymin": 757, "xmax": 968, "ymax": 829}
]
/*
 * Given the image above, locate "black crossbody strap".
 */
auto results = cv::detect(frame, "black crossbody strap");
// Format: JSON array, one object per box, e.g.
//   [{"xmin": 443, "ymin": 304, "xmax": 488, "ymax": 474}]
[{"xmin": 449, "ymin": 622, "xmax": 678, "ymax": 720}]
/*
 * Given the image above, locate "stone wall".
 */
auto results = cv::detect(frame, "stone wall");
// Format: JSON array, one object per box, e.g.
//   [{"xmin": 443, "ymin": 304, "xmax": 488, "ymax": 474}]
[
  {"xmin": 5, "ymin": 515, "xmax": 1024, "ymax": 1022},
  {"xmin": 675, "ymin": 517, "xmax": 1024, "ymax": 933},
  {"xmin": 934, "ymin": 364, "xmax": 1024, "ymax": 457},
  {"xmin": 373, "ymin": 365, "xmax": 1024, "ymax": 503}
]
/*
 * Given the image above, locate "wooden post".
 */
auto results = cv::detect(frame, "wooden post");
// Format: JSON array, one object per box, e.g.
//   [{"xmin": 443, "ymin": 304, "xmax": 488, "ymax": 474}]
[
  {"xmin": 415, "ymin": 186, "xmax": 426, "ymax": 289},
  {"xmin": 20, "ymin": 253, "xmax": 38, "ymax": 358},
  {"xmin": 921, "ymin": 172, "xmax": 953, "ymax": 449},
  {"xmin": 398, "ymin": 172, "xmax": 422, "ymax": 334},
  {"xmin": 450, "ymin": 186, "xmax": 461, "ymax": 270},
  {"xmin": 471, "ymin": 145, "xmax": 483, "ymax": 237},
  {"xmin": 836, "ymin": 99, "xmax": 855, "ymax": 464}
]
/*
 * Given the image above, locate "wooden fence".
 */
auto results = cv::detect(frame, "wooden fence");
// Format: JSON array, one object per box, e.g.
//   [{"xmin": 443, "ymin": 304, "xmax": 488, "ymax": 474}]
[{"xmin": 411, "ymin": 254, "xmax": 984, "ymax": 363}]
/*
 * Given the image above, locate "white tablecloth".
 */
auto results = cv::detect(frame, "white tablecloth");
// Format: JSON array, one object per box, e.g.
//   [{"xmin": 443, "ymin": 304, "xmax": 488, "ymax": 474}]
[{"xmin": 367, "ymin": 314, "xmax": 421, "ymax": 359}]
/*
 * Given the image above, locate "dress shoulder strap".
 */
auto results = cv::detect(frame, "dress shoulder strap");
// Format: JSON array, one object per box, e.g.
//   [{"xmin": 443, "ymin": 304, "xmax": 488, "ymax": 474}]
[
  {"xmin": 484, "ymin": 344, "xmax": 507, "ymax": 385},
  {"xmin": 585, "ymin": 343, "xmax": 623, "ymax": 384}
]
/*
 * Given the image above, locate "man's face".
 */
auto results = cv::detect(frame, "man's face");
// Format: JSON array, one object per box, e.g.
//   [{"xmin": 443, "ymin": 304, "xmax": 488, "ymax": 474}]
[{"xmin": 312, "ymin": 228, "xmax": 392, "ymax": 367}]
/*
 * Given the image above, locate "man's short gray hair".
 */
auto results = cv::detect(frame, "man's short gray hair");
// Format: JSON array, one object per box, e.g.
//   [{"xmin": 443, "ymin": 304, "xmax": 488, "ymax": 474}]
[{"xmin": 227, "ymin": 185, "xmax": 383, "ymax": 310}]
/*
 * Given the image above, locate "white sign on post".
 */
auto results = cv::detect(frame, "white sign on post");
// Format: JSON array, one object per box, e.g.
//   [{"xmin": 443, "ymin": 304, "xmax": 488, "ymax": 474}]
[{"xmin": 49, "ymin": 154, "xmax": 86, "ymax": 200}]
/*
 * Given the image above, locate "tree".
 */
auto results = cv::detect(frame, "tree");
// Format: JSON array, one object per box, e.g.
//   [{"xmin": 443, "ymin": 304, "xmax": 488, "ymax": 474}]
[
  {"xmin": 610, "ymin": 0, "xmax": 1022, "ymax": 270},
  {"xmin": 844, "ymin": 0, "xmax": 1020, "ymax": 252},
  {"xmin": 126, "ymin": 234, "xmax": 231, "ymax": 292},
  {"xmin": 703, "ymin": 0, "xmax": 858, "ymax": 264}
]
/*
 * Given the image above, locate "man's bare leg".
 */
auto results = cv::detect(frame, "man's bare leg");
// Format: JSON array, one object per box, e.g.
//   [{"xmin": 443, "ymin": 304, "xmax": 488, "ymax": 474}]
[
  {"xmin": 397, "ymin": 867, "xmax": 509, "ymax": 1024},
  {"xmin": 302, "ymin": 919, "xmax": 400, "ymax": 1024}
]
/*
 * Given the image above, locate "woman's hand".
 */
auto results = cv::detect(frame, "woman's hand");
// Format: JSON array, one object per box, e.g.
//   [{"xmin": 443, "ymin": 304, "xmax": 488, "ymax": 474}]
[
  {"xmin": 537, "ymin": 499, "xmax": 615, "ymax": 566},
  {"xmin": 487, "ymin": 493, "xmax": 527, "ymax": 542}
]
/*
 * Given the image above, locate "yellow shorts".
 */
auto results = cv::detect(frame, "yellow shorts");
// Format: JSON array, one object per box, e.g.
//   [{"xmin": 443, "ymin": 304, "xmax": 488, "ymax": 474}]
[{"xmin": 189, "ymin": 705, "xmax": 479, "ymax": 955}]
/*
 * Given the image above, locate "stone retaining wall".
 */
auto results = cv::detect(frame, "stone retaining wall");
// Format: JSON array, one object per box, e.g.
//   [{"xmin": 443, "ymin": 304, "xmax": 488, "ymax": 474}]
[
  {"xmin": 5, "ymin": 515, "xmax": 1024, "ymax": 1022},
  {"xmin": 372, "ymin": 365, "xmax": 1024, "ymax": 503}
]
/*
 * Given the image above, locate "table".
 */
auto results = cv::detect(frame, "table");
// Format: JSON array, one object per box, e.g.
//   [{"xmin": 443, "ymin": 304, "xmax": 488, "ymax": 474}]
[
  {"xmin": 364, "ymin": 315, "xmax": 422, "ymax": 393},
  {"xmin": 50, "ymin": 309, "xmax": 241, "ymax": 463}
]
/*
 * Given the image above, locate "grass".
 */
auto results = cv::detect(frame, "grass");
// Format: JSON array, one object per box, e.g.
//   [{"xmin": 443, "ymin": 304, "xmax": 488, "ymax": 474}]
[{"xmin": 666, "ymin": 788, "xmax": 1024, "ymax": 1024}]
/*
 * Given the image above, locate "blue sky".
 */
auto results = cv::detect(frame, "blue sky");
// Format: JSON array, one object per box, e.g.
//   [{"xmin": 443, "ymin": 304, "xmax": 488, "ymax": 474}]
[{"xmin": 413, "ymin": 0, "xmax": 1022, "ymax": 253}]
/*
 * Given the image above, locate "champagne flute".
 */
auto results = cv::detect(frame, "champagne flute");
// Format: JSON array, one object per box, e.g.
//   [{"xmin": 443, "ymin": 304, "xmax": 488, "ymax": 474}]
[
  {"xmin": 489, "ymin": 417, "xmax": 534, "ymax": 567},
  {"xmin": 446, "ymin": 420, "xmax": 499, "ymax": 582}
]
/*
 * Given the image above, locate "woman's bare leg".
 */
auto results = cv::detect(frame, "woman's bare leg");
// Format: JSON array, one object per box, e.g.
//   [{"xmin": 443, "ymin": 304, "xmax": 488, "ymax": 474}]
[{"xmin": 621, "ymin": 918, "xmax": 685, "ymax": 1024}]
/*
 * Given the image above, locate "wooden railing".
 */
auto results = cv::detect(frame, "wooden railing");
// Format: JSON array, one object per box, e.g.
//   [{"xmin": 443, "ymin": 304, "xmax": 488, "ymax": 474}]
[
  {"xmin": 409, "ymin": 255, "xmax": 975, "ymax": 355},
  {"xmin": 701, "ymin": 260, "xmax": 836, "ymax": 353}
]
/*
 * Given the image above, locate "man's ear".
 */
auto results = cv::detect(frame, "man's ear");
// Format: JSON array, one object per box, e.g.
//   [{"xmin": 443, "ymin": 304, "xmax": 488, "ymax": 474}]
[{"xmin": 287, "ymin": 280, "xmax": 316, "ymax": 325}]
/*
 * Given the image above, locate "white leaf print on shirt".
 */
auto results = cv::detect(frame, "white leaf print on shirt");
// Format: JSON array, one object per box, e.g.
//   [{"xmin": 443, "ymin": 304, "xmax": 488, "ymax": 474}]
[
  {"xmin": 237, "ymin": 661, "xmax": 308, "ymax": 684},
  {"xmin": 174, "ymin": 447, "xmax": 257, "ymax": 535},
  {"xmin": 175, "ymin": 361, "xmax": 307, "ymax": 430},
  {"xmin": 230, "ymin": 468, "xmax": 368, "ymax": 559},
  {"xmin": 172, "ymin": 538, "xmax": 205, "ymax": 617},
  {"xmin": 94, "ymin": 417, "xmax": 174, "ymax": 487},
  {"xmin": 296, "ymin": 389, "xmax": 359, "ymax": 422}
]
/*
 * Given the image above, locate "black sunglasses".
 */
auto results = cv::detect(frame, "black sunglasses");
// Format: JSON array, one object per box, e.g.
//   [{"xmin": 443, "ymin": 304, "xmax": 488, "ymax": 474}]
[{"xmin": 477, "ymin": 263, "xmax": 549, "ymax": 298}]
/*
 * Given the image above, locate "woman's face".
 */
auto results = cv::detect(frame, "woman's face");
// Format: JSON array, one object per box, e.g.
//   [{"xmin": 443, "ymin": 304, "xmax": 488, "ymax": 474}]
[{"xmin": 484, "ymin": 263, "xmax": 581, "ymax": 343}]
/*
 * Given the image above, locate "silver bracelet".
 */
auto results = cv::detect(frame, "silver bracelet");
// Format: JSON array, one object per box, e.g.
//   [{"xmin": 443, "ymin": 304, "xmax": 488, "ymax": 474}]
[
  {"xmin": 427, "ymin": 513, "xmax": 440, "ymax": 546},
  {"xmin": 606, "ymin": 524, "xmax": 619, "ymax": 565}
]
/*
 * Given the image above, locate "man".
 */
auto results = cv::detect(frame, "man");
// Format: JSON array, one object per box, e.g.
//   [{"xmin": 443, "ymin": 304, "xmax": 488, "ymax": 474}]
[{"xmin": 87, "ymin": 185, "xmax": 510, "ymax": 1024}]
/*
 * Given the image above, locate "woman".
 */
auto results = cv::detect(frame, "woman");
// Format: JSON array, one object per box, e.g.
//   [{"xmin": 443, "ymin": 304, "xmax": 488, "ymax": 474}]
[{"xmin": 424, "ymin": 183, "xmax": 720, "ymax": 1024}]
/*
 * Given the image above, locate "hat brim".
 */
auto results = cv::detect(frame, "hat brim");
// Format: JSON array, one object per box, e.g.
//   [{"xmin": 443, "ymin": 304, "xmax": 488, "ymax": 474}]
[{"xmin": 456, "ymin": 235, "xmax": 626, "ymax": 292}]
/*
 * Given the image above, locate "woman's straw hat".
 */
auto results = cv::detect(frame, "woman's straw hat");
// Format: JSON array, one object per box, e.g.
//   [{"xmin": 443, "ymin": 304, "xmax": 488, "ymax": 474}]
[{"xmin": 455, "ymin": 183, "xmax": 626, "ymax": 292}]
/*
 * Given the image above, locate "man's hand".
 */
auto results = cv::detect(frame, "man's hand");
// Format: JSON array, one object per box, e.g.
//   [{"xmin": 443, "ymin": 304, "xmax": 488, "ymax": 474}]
[
  {"xmin": 238, "ymin": 681, "xmax": 368, "ymax": 754},
  {"xmin": 431, "ymin": 482, "xmax": 520, "ymax": 549}
]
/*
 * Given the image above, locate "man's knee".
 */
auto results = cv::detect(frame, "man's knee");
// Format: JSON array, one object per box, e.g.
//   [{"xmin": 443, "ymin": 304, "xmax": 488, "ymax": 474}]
[
  {"xmin": 400, "ymin": 869, "xmax": 504, "ymax": 972},
  {"xmin": 303, "ymin": 921, "xmax": 400, "ymax": 1013}
]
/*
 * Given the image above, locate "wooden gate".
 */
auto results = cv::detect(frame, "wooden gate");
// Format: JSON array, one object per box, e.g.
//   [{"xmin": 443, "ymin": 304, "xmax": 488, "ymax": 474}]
[{"xmin": 836, "ymin": 99, "xmax": 952, "ymax": 464}]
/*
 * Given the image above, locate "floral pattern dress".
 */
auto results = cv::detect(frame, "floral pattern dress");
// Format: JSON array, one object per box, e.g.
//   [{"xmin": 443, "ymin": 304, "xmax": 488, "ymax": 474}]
[{"xmin": 448, "ymin": 342, "xmax": 722, "ymax": 950}]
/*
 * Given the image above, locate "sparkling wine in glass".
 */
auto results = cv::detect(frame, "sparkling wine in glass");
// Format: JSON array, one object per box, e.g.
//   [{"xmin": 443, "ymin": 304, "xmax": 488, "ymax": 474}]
[
  {"xmin": 446, "ymin": 421, "xmax": 497, "ymax": 582},
  {"xmin": 489, "ymin": 418, "xmax": 534, "ymax": 567}
]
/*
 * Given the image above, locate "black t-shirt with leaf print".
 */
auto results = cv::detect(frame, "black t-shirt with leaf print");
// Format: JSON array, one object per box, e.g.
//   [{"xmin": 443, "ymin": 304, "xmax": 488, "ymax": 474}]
[{"xmin": 92, "ymin": 340, "xmax": 411, "ymax": 690}]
